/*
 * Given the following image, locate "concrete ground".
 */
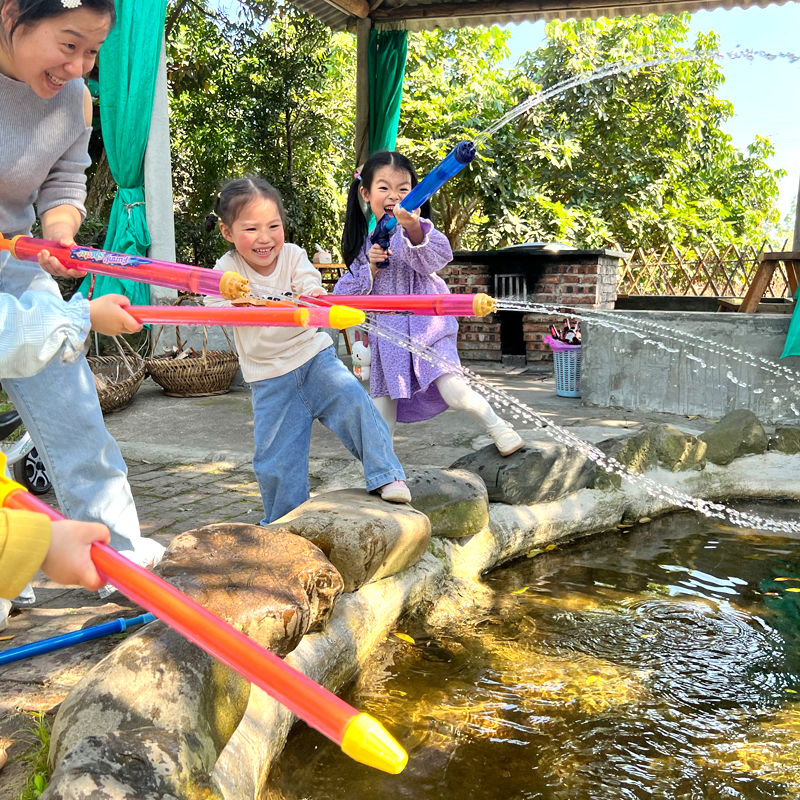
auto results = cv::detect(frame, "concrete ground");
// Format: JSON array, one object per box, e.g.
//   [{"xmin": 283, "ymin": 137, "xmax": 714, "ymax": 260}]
[{"xmin": 0, "ymin": 361, "xmax": 717, "ymax": 796}]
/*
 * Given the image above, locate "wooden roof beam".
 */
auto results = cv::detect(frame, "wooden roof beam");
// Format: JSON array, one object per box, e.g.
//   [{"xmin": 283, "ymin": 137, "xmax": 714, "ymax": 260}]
[{"xmin": 324, "ymin": 0, "xmax": 370, "ymax": 17}]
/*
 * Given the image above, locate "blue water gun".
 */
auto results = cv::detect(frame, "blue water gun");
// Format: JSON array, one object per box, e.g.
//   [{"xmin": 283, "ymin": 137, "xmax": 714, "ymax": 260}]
[{"xmin": 371, "ymin": 140, "xmax": 477, "ymax": 267}]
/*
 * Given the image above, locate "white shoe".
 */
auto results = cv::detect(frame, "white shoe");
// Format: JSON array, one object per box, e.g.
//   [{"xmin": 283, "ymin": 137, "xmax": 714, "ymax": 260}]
[
  {"xmin": 489, "ymin": 425, "xmax": 524, "ymax": 457},
  {"xmin": 379, "ymin": 480, "xmax": 412, "ymax": 504},
  {"xmin": 12, "ymin": 583, "xmax": 36, "ymax": 608},
  {"xmin": 0, "ymin": 598, "xmax": 12, "ymax": 633},
  {"xmin": 98, "ymin": 541, "xmax": 166, "ymax": 599}
]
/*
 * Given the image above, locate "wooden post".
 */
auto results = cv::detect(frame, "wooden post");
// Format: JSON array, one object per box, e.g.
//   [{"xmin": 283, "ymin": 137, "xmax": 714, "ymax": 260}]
[{"xmin": 355, "ymin": 17, "xmax": 371, "ymax": 169}]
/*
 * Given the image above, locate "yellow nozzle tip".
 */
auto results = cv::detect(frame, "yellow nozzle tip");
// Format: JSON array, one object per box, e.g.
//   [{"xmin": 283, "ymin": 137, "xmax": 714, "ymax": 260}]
[
  {"xmin": 340, "ymin": 713, "xmax": 408, "ymax": 774},
  {"xmin": 220, "ymin": 271, "xmax": 251, "ymax": 300},
  {"xmin": 295, "ymin": 308, "xmax": 310, "ymax": 327},
  {"xmin": 0, "ymin": 453, "xmax": 27, "ymax": 507},
  {"xmin": 328, "ymin": 305, "xmax": 366, "ymax": 330},
  {"xmin": 472, "ymin": 293, "xmax": 497, "ymax": 316}
]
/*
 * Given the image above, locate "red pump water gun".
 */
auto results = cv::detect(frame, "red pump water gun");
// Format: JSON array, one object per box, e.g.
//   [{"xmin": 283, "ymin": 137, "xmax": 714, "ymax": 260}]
[{"xmin": 0, "ymin": 457, "xmax": 406, "ymax": 774}]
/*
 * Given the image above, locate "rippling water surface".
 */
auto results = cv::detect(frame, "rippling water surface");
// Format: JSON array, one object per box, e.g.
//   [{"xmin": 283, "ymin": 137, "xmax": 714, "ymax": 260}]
[{"xmin": 265, "ymin": 504, "xmax": 800, "ymax": 800}]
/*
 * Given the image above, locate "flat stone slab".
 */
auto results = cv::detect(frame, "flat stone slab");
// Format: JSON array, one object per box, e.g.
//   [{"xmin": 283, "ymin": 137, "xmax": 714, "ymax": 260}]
[
  {"xmin": 405, "ymin": 467, "xmax": 489, "ymax": 539},
  {"xmin": 156, "ymin": 523, "xmax": 344, "ymax": 644},
  {"xmin": 269, "ymin": 489, "xmax": 431, "ymax": 592},
  {"xmin": 451, "ymin": 441, "xmax": 596, "ymax": 505}
]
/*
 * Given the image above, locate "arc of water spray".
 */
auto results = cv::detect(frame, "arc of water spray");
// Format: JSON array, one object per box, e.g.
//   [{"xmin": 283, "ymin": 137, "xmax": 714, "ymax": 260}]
[
  {"xmin": 243, "ymin": 284, "xmax": 800, "ymax": 531},
  {"xmin": 475, "ymin": 47, "xmax": 800, "ymax": 141},
  {"xmin": 358, "ymin": 319, "xmax": 800, "ymax": 536}
]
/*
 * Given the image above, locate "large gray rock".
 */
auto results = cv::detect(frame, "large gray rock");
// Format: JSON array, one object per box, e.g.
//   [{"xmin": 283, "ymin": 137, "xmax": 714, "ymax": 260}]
[
  {"xmin": 405, "ymin": 467, "xmax": 489, "ymax": 539},
  {"xmin": 44, "ymin": 728, "xmax": 218, "ymax": 800},
  {"xmin": 592, "ymin": 423, "xmax": 706, "ymax": 489},
  {"xmin": 450, "ymin": 441, "xmax": 596, "ymax": 505},
  {"xmin": 769, "ymin": 427, "xmax": 800, "ymax": 455},
  {"xmin": 698, "ymin": 410, "xmax": 768, "ymax": 465},
  {"xmin": 270, "ymin": 489, "xmax": 431, "ymax": 592},
  {"xmin": 48, "ymin": 524, "xmax": 343, "ymax": 798}
]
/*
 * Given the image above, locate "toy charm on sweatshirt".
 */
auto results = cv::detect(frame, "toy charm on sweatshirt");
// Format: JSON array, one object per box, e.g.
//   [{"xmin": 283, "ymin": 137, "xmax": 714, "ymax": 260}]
[{"xmin": 352, "ymin": 330, "xmax": 371, "ymax": 381}]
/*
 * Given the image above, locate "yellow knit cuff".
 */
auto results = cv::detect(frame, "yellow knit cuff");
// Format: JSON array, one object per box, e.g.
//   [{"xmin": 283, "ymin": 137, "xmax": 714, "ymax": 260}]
[{"xmin": 0, "ymin": 509, "xmax": 51, "ymax": 599}]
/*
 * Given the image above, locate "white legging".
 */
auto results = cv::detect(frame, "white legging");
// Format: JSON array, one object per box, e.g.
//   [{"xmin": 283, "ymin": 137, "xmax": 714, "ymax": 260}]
[{"xmin": 372, "ymin": 372, "xmax": 504, "ymax": 438}]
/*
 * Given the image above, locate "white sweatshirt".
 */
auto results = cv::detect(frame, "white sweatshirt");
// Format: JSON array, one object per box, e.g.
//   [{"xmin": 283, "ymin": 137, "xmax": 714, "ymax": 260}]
[{"xmin": 204, "ymin": 245, "xmax": 332, "ymax": 382}]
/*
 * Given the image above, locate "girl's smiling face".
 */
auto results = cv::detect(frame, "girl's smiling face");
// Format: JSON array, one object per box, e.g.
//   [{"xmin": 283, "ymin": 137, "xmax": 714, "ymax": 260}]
[
  {"xmin": 0, "ymin": 7, "xmax": 111, "ymax": 98},
  {"xmin": 220, "ymin": 197, "xmax": 285, "ymax": 275},
  {"xmin": 361, "ymin": 166, "xmax": 413, "ymax": 221}
]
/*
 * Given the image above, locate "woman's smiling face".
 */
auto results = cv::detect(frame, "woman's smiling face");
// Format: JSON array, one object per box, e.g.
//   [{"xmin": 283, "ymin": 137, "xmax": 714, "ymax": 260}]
[{"xmin": 0, "ymin": 7, "xmax": 111, "ymax": 98}]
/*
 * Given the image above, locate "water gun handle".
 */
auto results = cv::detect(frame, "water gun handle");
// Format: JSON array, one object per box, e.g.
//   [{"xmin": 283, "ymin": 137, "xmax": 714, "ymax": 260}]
[{"xmin": 371, "ymin": 216, "xmax": 393, "ymax": 269}]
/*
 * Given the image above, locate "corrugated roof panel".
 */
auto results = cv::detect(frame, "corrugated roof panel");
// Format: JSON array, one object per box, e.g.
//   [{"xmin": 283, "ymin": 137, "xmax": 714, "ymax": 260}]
[
  {"xmin": 295, "ymin": 0, "xmax": 788, "ymax": 32},
  {"xmin": 293, "ymin": 0, "xmax": 352, "ymax": 31}
]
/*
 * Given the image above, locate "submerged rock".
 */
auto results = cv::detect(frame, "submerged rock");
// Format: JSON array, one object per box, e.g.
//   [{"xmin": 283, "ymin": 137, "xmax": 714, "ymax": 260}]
[
  {"xmin": 405, "ymin": 467, "xmax": 489, "ymax": 539},
  {"xmin": 269, "ymin": 489, "xmax": 432, "ymax": 592},
  {"xmin": 450, "ymin": 441, "xmax": 596, "ymax": 505},
  {"xmin": 48, "ymin": 523, "xmax": 343, "ymax": 799},
  {"xmin": 698, "ymin": 410, "xmax": 768, "ymax": 465}
]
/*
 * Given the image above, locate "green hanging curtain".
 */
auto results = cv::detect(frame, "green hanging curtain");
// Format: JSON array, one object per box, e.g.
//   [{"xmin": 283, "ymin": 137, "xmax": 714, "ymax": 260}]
[
  {"xmin": 368, "ymin": 29, "xmax": 407, "ymax": 155},
  {"xmin": 79, "ymin": 0, "xmax": 168, "ymax": 303},
  {"xmin": 781, "ymin": 284, "xmax": 800, "ymax": 358}
]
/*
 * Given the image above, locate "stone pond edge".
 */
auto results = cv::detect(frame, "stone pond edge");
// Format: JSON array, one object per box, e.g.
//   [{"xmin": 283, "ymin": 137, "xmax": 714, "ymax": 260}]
[{"xmin": 214, "ymin": 450, "xmax": 800, "ymax": 799}]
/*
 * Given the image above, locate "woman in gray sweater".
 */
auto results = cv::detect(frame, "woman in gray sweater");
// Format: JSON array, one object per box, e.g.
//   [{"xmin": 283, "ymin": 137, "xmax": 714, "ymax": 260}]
[{"xmin": 0, "ymin": 0, "xmax": 164, "ymax": 602}]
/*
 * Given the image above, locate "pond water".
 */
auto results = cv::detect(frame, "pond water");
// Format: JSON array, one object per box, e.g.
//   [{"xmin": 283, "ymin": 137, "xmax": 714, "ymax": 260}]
[{"xmin": 265, "ymin": 503, "xmax": 800, "ymax": 800}]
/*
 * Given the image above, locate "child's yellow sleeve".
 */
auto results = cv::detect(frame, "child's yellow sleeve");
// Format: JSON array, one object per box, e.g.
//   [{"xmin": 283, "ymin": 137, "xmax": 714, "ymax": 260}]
[{"xmin": 0, "ymin": 509, "xmax": 51, "ymax": 600}]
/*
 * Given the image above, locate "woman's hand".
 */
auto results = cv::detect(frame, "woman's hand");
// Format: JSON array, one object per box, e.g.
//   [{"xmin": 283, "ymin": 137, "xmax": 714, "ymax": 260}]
[
  {"xmin": 37, "ymin": 235, "xmax": 87, "ymax": 279},
  {"xmin": 41, "ymin": 519, "xmax": 110, "ymax": 592},
  {"xmin": 89, "ymin": 294, "xmax": 143, "ymax": 336},
  {"xmin": 368, "ymin": 243, "xmax": 391, "ymax": 277}
]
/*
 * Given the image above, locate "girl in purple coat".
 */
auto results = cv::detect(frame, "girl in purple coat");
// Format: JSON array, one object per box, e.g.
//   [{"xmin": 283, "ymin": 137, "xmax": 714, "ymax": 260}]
[{"xmin": 335, "ymin": 151, "xmax": 524, "ymax": 457}]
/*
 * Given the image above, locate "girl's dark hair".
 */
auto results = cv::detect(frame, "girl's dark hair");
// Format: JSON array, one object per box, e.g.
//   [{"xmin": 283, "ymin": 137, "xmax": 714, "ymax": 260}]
[
  {"xmin": 341, "ymin": 150, "xmax": 432, "ymax": 268},
  {"xmin": 1, "ymin": 0, "xmax": 117, "ymax": 42},
  {"xmin": 204, "ymin": 175, "xmax": 287, "ymax": 234}
]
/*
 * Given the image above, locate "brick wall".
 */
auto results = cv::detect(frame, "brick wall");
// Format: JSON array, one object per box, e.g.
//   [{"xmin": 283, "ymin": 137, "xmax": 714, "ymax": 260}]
[{"xmin": 443, "ymin": 252, "xmax": 619, "ymax": 364}]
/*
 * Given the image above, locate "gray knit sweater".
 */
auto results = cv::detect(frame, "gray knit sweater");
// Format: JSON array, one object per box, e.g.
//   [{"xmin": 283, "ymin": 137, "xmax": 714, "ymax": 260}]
[{"xmin": 0, "ymin": 73, "xmax": 91, "ymax": 237}]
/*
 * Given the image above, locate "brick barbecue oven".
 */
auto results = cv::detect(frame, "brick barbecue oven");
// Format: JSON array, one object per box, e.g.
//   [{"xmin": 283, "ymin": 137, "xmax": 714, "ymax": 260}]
[{"xmin": 440, "ymin": 246, "xmax": 625, "ymax": 366}]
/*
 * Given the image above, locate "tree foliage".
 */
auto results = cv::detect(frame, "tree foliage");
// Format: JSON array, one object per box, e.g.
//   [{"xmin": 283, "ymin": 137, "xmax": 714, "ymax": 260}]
[
  {"xmin": 398, "ymin": 14, "xmax": 784, "ymax": 251},
  {"xmin": 163, "ymin": 6, "xmax": 784, "ymax": 262}
]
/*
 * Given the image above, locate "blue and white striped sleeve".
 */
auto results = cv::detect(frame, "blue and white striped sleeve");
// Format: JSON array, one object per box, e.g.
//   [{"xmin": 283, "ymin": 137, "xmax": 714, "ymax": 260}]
[{"xmin": 0, "ymin": 291, "xmax": 91, "ymax": 378}]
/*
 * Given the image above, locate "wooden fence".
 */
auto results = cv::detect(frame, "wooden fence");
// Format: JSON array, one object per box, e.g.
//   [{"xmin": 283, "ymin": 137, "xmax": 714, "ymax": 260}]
[{"xmin": 617, "ymin": 240, "xmax": 793, "ymax": 297}]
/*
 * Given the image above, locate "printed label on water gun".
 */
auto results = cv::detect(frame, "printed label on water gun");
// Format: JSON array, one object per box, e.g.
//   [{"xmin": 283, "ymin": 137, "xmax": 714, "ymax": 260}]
[{"xmin": 71, "ymin": 248, "xmax": 152, "ymax": 268}]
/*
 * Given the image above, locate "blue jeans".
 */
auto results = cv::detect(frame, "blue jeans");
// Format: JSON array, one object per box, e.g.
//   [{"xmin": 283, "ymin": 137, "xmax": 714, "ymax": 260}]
[
  {"xmin": 0, "ymin": 253, "xmax": 160, "ymax": 564},
  {"xmin": 251, "ymin": 346, "xmax": 405, "ymax": 524}
]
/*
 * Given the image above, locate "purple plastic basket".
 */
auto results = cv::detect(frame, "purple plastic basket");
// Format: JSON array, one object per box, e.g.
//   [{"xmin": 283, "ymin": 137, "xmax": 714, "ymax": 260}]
[{"xmin": 543, "ymin": 335, "xmax": 581, "ymax": 397}]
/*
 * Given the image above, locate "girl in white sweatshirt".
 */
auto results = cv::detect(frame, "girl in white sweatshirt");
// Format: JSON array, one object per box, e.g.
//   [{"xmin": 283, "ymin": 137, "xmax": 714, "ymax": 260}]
[{"xmin": 205, "ymin": 176, "xmax": 409, "ymax": 523}]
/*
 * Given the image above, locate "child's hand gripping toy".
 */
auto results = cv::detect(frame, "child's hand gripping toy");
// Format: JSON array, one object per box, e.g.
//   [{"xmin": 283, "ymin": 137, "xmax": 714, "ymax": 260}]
[{"xmin": 352, "ymin": 331, "xmax": 371, "ymax": 382}]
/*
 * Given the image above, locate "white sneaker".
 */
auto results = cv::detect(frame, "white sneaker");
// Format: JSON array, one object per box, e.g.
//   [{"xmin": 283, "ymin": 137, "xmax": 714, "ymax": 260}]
[
  {"xmin": 98, "ymin": 540, "xmax": 166, "ymax": 599},
  {"xmin": 379, "ymin": 480, "xmax": 412, "ymax": 504},
  {"xmin": 489, "ymin": 425, "xmax": 525, "ymax": 457},
  {"xmin": 0, "ymin": 598, "xmax": 12, "ymax": 633},
  {"xmin": 12, "ymin": 583, "xmax": 36, "ymax": 608}
]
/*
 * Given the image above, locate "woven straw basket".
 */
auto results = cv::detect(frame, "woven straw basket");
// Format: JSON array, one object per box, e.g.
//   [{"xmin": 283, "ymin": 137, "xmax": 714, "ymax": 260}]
[
  {"xmin": 145, "ymin": 298, "xmax": 239, "ymax": 398},
  {"xmin": 88, "ymin": 336, "xmax": 146, "ymax": 414}
]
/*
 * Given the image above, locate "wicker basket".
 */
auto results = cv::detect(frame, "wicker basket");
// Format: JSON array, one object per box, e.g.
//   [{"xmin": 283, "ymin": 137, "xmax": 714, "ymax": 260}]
[
  {"xmin": 88, "ymin": 336, "xmax": 146, "ymax": 414},
  {"xmin": 145, "ymin": 299, "xmax": 239, "ymax": 398}
]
